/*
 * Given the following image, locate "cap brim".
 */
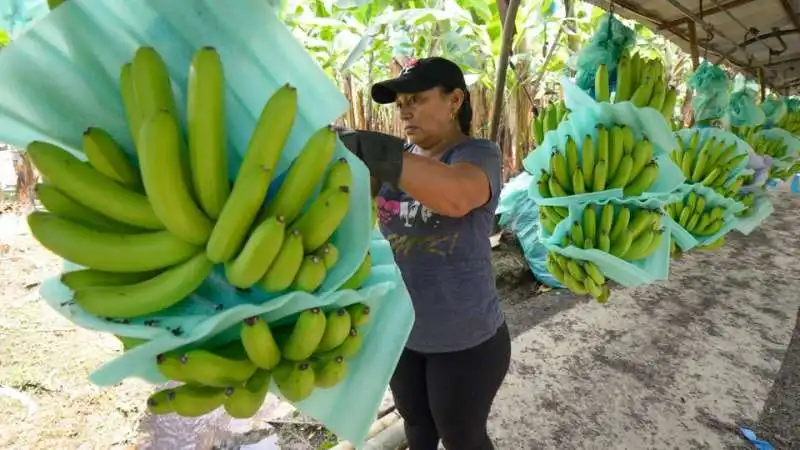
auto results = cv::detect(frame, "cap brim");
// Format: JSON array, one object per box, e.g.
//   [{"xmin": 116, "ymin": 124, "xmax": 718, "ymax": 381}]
[{"xmin": 370, "ymin": 75, "xmax": 437, "ymax": 104}]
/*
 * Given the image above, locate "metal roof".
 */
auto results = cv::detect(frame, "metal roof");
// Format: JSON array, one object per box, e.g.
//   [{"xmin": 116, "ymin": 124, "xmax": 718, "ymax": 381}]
[{"xmin": 583, "ymin": 0, "xmax": 800, "ymax": 94}]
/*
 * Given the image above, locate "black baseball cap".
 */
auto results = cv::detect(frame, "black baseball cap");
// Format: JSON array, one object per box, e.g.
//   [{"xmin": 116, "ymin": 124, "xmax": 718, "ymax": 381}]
[{"xmin": 371, "ymin": 57, "xmax": 468, "ymax": 104}]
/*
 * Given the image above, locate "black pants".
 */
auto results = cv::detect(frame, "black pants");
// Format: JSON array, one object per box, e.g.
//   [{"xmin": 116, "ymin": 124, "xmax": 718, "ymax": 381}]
[{"xmin": 390, "ymin": 321, "xmax": 511, "ymax": 450}]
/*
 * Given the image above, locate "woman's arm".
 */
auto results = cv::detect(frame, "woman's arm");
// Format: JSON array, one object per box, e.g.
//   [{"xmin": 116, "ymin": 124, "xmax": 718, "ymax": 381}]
[{"xmin": 398, "ymin": 152, "xmax": 491, "ymax": 218}]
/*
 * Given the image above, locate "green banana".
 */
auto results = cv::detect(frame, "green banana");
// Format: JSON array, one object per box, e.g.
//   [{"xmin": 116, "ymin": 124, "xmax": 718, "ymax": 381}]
[
  {"xmin": 27, "ymin": 141, "xmax": 162, "ymax": 230},
  {"xmin": 206, "ymin": 84, "xmax": 298, "ymax": 263},
  {"xmin": 313, "ymin": 354, "xmax": 348, "ymax": 389},
  {"xmin": 340, "ymin": 251, "xmax": 372, "ymax": 290},
  {"xmin": 61, "ymin": 268, "xmax": 160, "ymax": 291},
  {"xmin": 335, "ymin": 327, "xmax": 364, "ymax": 359},
  {"xmin": 621, "ymin": 231, "xmax": 655, "ymax": 261},
  {"xmin": 118, "ymin": 63, "xmax": 143, "ymax": 149},
  {"xmin": 73, "ymin": 253, "xmax": 213, "ymax": 318},
  {"xmin": 27, "ymin": 212, "xmax": 199, "ymax": 273},
  {"xmin": 131, "ymin": 46, "xmax": 179, "ymax": 124},
  {"xmin": 35, "ymin": 183, "xmax": 144, "ymax": 233},
  {"xmin": 187, "ymin": 46, "xmax": 230, "ymax": 219},
  {"xmin": 316, "ymin": 308, "xmax": 352, "ymax": 353},
  {"xmin": 290, "ymin": 186, "xmax": 351, "ymax": 253},
  {"xmin": 274, "ymin": 360, "xmax": 315, "ymax": 402},
  {"xmin": 146, "ymin": 389, "xmax": 176, "ymax": 415},
  {"xmin": 156, "ymin": 352, "xmax": 196, "ymax": 383},
  {"xmin": 292, "ymin": 255, "xmax": 327, "ymax": 293},
  {"xmin": 322, "ymin": 157, "xmax": 353, "ymax": 191},
  {"xmin": 177, "ymin": 349, "xmax": 257, "ymax": 387},
  {"xmin": 223, "ymin": 370, "xmax": 271, "ymax": 419},
  {"xmin": 241, "ymin": 316, "xmax": 282, "ymax": 370},
  {"xmin": 259, "ymin": 228, "xmax": 304, "ymax": 294},
  {"xmin": 347, "ymin": 303, "xmax": 371, "ymax": 327},
  {"xmin": 623, "ymin": 162, "xmax": 657, "ymax": 196},
  {"xmin": 262, "ymin": 126, "xmax": 337, "ymax": 223},
  {"xmin": 582, "ymin": 207, "xmax": 597, "ymax": 244},
  {"xmin": 139, "ymin": 110, "xmax": 214, "ymax": 246},
  {"xmin": 581, "ymin": 135, "xmax": 595, "ymax": 187},
  {"xmin": 282, "ymin": 308, "xmax": 327, "ymax": 361},
  {"xmin": 550, "ymin": 150, "xmax": 571, "ymax": 191},
  {"xmin": 608, "ymin": 155, "xmax": 633, "ymax": 188},
  {"xmin": 224, "ymin": 215, "xmax": 286, "ymax": 288},
  {"xmin": 316, "ymin": 242, "xmax": 339, "ymax": 270},
  {"xmin": 595, "ymin": 64, "xmax": 610, "ymax": 102},
  {"xmin": 609, "ymin": 206, "xmax": 630, "ymax": 242},
  {"xmin": 170, "ymin": 385, "xmax": 228, "ymax": 418},
  {"xmin": 82, "ymin": 127, "xmax": 140, "ymax": 189}
]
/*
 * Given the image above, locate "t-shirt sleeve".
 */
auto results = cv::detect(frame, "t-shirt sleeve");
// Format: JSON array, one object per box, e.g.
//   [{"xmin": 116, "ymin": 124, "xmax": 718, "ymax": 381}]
[{"xmin": 448, "ymin": 140, "xmax": 502, "ymax": 208}]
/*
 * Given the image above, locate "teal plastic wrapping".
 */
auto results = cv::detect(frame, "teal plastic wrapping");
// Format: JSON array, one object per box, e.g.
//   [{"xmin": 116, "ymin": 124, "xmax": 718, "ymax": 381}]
[
  {"xmin": 0, "ymin": 0, "xmax": 49, "ymax": 38},
  {"xmin": 762, "ymin": 97, "xmax": 787, "ymax": 128},
  {"xmin": 675, "ymin": 127, "xmax": 752, "ymax": 187},
  {"xmin": 725, "ymin": 88, "xmax": 765, "ymax": 128},
  {"xmin": 733, "ymin": 194, "xmax": 774, "ymax": 235},
  {"xmin": 523, "ymin": 78, "xmax": 684, "ymax": 206},
  {"xmin": 755, "ymin": 128, "xmax": 800, "ymax": 170},
  {"xmin": 497, "ymin": 170, "xmax": 533, "ymax": 219},
  {"xmin": 662, "ymin": 183, "xmax": 742, "ymax": 251},
  {"xmin": 5, "ymin": 0, "xmax": 411, "ymax": 445},
  {"xmin": 39, "ymin": 233, "xmax": 413, "ymax": 447},
  {"xmin": 543, "ymin": 197, "xmax": 672, "ymax": 287},
  {"xmin": 688, "ymin": 61, "xmax": 730, "ymax": 122}
]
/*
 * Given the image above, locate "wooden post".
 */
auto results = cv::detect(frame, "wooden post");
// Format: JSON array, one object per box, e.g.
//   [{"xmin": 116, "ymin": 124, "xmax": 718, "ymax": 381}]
[
  {"xmin": 682, "ymin": 21, "xmax": 701, "ymax": 127},
  {"xmin": 758, "ymin": 67, "xmax": 766, "ymax": 102},
  {"xmin": 489, "ymin": 0, "xmax": 521, "ymax": 144}
]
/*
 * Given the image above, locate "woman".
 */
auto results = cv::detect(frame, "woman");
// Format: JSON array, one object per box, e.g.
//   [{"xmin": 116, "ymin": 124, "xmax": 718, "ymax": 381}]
[{"xmin": 338, "ymin": 57, "xmax": 510, "ymax": 450}]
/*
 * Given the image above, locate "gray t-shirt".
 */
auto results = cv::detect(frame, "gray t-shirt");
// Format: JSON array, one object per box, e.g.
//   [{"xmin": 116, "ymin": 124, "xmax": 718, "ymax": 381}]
[{"xmin": 377, "ymin": 138, "xmax": 504, "ymax": 353}]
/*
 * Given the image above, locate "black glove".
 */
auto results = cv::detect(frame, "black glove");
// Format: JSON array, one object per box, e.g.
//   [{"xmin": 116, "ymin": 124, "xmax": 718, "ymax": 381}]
[{"xmin": 335, "ymin": 128, "xmax": 406, "ymax": 188}]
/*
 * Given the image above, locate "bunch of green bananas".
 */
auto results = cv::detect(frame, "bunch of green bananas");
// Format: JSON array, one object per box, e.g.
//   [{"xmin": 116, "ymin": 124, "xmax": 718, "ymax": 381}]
[
  {"xmin": 545, "ymin": 252, "xmax": 610, "ymax": 303},
  {"xmin": 28, "ymin": 45, "xmax": 371, "ymax": 320},
  {"xmin": 559, "ymin": 203, "xmax": 665, "ymax": 262},
  {"xmin": 665, "ymin": 191, "xmax": 728, "ymax": 238},
  {"xmin": 142, "ymin": 303, "xmax": 371, "ymax": 418},
  {"xmin": 777, "ymin": 111, "xmax": 800, "ymax": 134},
  {"xmin": 770, "ymin": 161, "xmax": 800, "ymax": 180},
  {"xmin": 670, "ymin": 131, "xmax": 748, "ymax": 189},
  {"xmin": 738, "ymin": 128, "xmax": 790, "ymax": 161},
  {"xmin": 537, "ymin": 123, "xmax": 660, "ymax": 199},
  {"xmin": 532, "ymin": 100, "xmax": 568, "ymax": 145},
  {"xmin": 596, "ymin": 52, "xmax": 677, "ymax": 119}
]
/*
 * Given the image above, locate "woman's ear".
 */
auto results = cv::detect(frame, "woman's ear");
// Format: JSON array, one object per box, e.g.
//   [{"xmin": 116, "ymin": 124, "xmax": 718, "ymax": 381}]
[{"xmin": 450, "ymin": 88, "xmax": 465, "ymax": 114}]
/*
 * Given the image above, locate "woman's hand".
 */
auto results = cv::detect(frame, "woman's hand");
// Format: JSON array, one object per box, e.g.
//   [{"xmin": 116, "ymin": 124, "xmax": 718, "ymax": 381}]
[{"xmin": 335, "ymin": 128, "xmax": 407, "ymax": 188}]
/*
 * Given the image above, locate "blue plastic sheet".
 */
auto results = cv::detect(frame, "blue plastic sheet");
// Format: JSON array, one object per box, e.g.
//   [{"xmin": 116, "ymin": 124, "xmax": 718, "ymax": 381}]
[
  {"xmin": 5, "ymin": 0, "xmax": 412, "ymax": 445},
  {"xmin": 733, "ymin": 194, "xmax": 773, "ymax": 235},
  {"xmin": 0, "ymin": 0, "xmax": 49, "ymax": 39},
  {"xmin": 497, "ymin": 172, "xmax": 563, "ymax": 288}
]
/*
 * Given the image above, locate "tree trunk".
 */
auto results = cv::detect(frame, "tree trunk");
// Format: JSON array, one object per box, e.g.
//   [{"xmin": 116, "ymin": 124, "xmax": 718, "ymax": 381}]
[{"xmin": 13, "ymin": 151, "xmax": 36, "ymax": 210}]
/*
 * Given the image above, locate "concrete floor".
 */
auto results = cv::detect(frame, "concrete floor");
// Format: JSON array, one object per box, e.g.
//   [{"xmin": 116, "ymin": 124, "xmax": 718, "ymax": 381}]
[{"xmin": 491, "ymin": 190, "xmax": 800, "ymax": 449}]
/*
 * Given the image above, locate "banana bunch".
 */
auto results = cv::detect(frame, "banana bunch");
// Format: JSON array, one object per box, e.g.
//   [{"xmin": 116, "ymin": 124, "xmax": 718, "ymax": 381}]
[
  {"xmin": 28, "ymin": 46, "xmax": 358, "ymax": 319},
  {"xmin": 146, "ymin": 302, "xmax": 372, "ymax": 417},
  {"xmin": 670, "ymin": 131, "xmax": 748, "ymax": 189},
  {"xmin": 738, "ymin": 128, "xmax": 790, "ymax": 161},
  {"xmin": 537, "ymin": 123, "xmax": 660, "ymax": 199},
  {"xmin": 777, "ymin": 111, "xmax": 800, "ymax": 134},
  {"xmin": 545, "ymin": 252, "xmax": 610, "ymax": 303},
  {"xmin": 598, "ymin": 52, "xmax": 677, "ymax": 119},
  {"xmin": 665, "ymin": 192, "xmax": 728, "ymax": 260},
  {"xmin": 558, "ymin": 203, "xmax": 665, "ymax": 263},
  {"xmin": 770, "ymin": 160, "xmax": 800, "ymax": 180},
  {"xmin": 532, "ymin": 100, "xmax": 568, "ymax": 145},
  {"xmin": 733, "ymin": 192, "xmax": 756, "ymax": 218}
]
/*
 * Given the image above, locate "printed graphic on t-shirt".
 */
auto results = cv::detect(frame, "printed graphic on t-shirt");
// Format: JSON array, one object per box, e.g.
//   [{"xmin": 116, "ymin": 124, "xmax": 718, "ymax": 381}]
[{"xmin": 376, "ymin": 195, "xmax": 461, "ymax": 258}]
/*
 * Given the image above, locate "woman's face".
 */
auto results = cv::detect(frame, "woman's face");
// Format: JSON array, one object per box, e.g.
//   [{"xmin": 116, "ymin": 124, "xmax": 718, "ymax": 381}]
[{"xmin": 395, "ymin": 87, "xmax": 463, "ymax": 148}]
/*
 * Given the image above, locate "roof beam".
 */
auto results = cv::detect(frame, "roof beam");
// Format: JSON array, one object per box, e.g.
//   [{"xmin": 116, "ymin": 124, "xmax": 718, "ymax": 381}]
[
  {"xmin": 657, "ymin": 0, "xmax": 757, "ymax": 31},
  {"xmin": 740, "ymin": 28, "xmax": 799, "ymax": 48}
]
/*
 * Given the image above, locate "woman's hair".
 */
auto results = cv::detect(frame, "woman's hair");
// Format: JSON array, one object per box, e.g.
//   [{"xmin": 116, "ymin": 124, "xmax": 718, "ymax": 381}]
[{"xmin": 441, "ymin": 86, "xmax": 473, "ymax": 135}]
